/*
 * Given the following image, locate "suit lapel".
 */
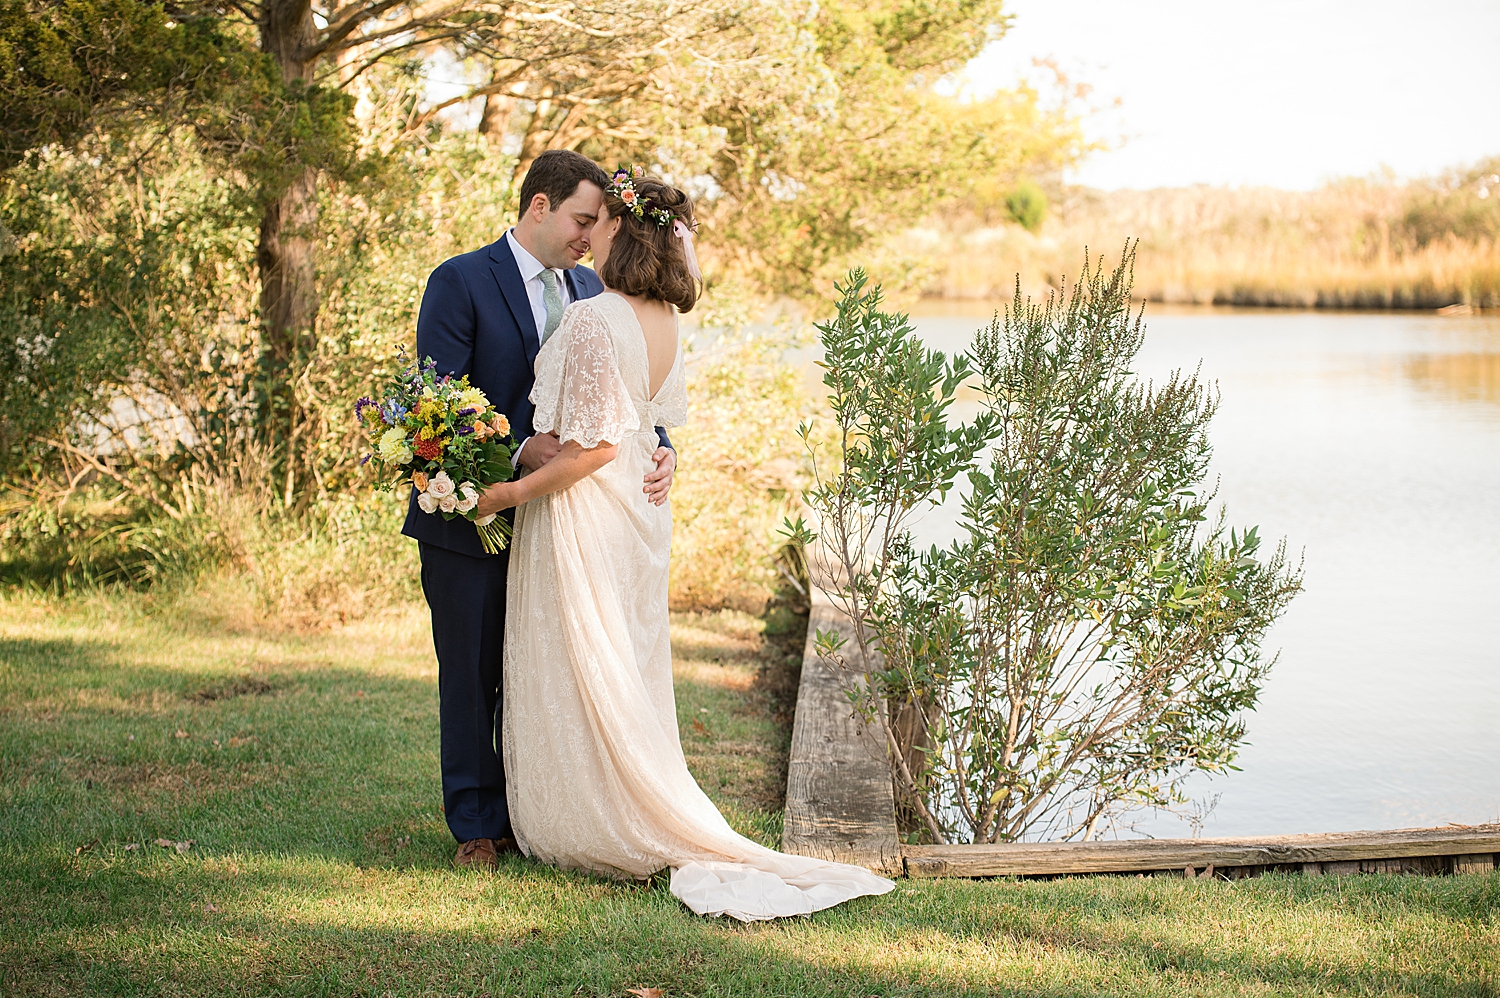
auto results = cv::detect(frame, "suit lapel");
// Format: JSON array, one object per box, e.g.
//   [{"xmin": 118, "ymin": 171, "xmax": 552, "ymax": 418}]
[
  {"xmin": 564, "ymin": 266, "xmax": 599, "ymax": 302},
  {"xmin": 487, "ymin": 238, "xmax": 541, "ymax": 368}
]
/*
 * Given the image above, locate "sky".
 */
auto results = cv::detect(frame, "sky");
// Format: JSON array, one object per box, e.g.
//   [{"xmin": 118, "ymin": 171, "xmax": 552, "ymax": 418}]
[{"xmin": 960, "ymin": 0, "xmax": 1500, "ymax": 190}]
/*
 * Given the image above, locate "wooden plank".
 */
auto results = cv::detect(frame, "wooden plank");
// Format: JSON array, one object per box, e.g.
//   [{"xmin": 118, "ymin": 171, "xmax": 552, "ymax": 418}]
[
  {"xmin": 1450, "ymin": 854, "xmax": 1496, "ymax": 875},
  {"xmin": 781, "ymin": 583, "xmax": 901, "ymax": 876},
  {"xmin": 902, "ymin": 825, "xmax": 1500, "ymax": 878}
]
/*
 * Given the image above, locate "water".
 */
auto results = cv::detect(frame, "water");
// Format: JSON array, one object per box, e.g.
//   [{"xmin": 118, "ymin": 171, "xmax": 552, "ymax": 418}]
[{"xmin": 906, "ymin": 306, "xmax": 1500, "ymax": 838}]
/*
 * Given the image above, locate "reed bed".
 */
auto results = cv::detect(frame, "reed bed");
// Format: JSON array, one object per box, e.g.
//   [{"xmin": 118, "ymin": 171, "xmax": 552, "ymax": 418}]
[{"xmin": 919, "ymin": 169, "xmax": 1500, "ymax": 309}]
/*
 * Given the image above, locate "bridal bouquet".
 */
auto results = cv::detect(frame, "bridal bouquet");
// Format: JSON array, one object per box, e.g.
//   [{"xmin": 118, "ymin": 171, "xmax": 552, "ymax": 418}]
[{"xmin": 357, "ymin": 354, "xmax": 514, "ymax": 553}]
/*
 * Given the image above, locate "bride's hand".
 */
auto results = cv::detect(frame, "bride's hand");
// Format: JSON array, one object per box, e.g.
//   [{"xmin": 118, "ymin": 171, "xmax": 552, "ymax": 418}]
[{"xmin": 475, "ymin": 481, "xmax": 517, "ymax": 518}]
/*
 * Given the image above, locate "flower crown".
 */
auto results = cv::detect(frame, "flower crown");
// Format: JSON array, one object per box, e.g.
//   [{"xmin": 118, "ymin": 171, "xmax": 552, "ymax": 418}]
[{"xmin": 607, "ymin": 164, "xmax": 677, "ymax": 227}]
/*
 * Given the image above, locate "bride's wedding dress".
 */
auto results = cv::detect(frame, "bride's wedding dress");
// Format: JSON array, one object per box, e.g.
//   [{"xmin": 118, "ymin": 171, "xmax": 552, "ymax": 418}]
[{"xmin": 503, "ymin": 292, "xmax": 894, "ymax": 920}]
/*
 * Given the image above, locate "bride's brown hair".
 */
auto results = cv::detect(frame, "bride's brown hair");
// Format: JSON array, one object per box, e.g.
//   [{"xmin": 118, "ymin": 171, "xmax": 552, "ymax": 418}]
[{"xmin": 598, "ymin": 177, "xmax": 700, "ymax": 314}]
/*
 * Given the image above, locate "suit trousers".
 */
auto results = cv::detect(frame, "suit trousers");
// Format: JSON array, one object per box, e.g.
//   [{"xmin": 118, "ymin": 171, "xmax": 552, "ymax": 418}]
[{"xmin": 419, "ymin": 541, "xmax": 511, "ymax": 843}]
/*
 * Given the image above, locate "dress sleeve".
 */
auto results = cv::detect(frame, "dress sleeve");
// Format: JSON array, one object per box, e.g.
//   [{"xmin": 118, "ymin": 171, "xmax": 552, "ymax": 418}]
[{"xmin": 529, "ymin": 300, "xmax": 640, "ymax": 448}]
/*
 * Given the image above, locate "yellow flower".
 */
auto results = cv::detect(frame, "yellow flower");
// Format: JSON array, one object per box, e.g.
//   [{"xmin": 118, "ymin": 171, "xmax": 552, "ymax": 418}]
[
  {"xmin": 378, "ymin": 426, "xmax": 413, "ymax": 464},
  {"xmin": 457, "ymin": 386, "xmax": 490, "ymax": 413}
]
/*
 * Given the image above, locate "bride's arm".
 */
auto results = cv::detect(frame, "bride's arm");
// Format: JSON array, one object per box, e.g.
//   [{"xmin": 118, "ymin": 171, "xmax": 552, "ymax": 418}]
[{"xmin": 474, "ymin": 440, "xmax": 617, "ymax": 515}]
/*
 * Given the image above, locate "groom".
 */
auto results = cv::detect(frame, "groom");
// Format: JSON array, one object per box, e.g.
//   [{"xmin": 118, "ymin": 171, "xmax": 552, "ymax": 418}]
[{"xmin": 403, "ymin": 149, "xmax": 677, "ymax": 869}]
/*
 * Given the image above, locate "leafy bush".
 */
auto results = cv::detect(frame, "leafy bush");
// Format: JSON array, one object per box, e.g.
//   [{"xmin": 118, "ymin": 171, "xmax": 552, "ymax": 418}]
[
  {"xmin": 1005, "ymin": 180, "xmax": 1048, "ymax": 233},
  {"xmin": 797, "ymin": 251, "xmax": 1303, "ymax": 843}
]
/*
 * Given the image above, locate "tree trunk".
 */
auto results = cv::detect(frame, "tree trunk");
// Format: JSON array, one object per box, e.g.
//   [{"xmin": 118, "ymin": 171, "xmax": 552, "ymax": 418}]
[
  {"xmin": 257, "ymin": 165, "xmax": 319, "ymax": 363},
  {"xmin": 478, "ymin": 84, "xmax": 516, "ymax": 147},
  {"xmin": 256, "ymin": 0, "xmax": 320, "ymax": 504},
  {"xmin": 257, "ymin": 0, "xmax": 320, "ymax": 362},
  {"xmin": 512, "ymin": 88, "xmax": 555, "ymax": 184}
]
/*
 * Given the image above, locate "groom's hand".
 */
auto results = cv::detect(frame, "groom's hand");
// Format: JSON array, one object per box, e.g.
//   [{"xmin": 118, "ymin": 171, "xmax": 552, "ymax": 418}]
[
  {"xmin": 517, "ymin": 432, "xmax": 562, "ymax": 471},
  {"xmin": 644, "ymin": 447, "xmax": 676, "ymax": 505}
]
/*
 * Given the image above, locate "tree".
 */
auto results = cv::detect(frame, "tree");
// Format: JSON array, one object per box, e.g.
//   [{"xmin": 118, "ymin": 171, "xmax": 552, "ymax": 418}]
[
  {"xmin": 1, "ymin": 0, "xmax": 1082, "ymax": 518},
  {"xmin": 795, "ymin": 250, "xmax": 1303, "ymax": 843}
]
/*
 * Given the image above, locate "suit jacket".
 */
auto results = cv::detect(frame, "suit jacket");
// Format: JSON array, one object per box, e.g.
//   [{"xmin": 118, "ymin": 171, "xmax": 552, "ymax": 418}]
[{"xmin": 401, "ymin": 236, "xmax": 672, "ymax": 557}]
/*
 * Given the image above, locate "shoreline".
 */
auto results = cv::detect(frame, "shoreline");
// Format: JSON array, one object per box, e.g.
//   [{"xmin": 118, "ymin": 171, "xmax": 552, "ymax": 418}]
[{"xmin": 908, "ymin": 297, "xmax": 1498, "ymax": 318}]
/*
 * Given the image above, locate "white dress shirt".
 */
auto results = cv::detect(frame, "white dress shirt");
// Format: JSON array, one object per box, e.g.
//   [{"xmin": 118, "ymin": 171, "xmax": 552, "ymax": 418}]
[
  {"xmin": 506, "ymin": 230, "xmax": 572, "ymax": 467},
  {"xmin": 505, "ymin": 229, "xmax": 572, "ymax": 341}
]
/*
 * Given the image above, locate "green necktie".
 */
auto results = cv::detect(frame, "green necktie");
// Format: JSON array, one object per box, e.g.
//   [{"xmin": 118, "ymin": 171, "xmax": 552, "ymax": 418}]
[{"xmin": 539, "ymin": 269, "xmax": 563, "ymax": 345}]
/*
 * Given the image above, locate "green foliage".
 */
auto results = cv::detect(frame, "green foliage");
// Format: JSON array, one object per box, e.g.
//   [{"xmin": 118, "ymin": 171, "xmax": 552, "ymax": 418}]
[
  {"xmin": 0, "ymin": 0, "xmax": 1083, "ymax": 614},
  {"xmin": 1399, "ymin": 156, "xmax": 1500, "ymax": 249},
  {"xmin": 633, "ymin": 0, "xmax": 1082, "ymax": 298},
  {"xmin": 0, "ymin": 102, "xmax": 509, "ymax": 610},
  {"xmin": 1005, "ymin": 178, "xmax": 1047, "ymax": 233},
  {"xmin": 803, "ymin": 250, "xmax": 1303, "ymax": 844},
  {"xmin": 0, "ymin": 0, "xmax": 225, "ymax": 167},
  {"xmin": 0, "ymin": 0, "xmax": 354, "ymax": 191}
]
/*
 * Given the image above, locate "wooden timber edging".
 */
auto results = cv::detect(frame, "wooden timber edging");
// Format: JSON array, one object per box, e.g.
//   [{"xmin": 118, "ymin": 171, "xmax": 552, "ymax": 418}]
[
  {"xmin": 781, "ymin": 579, "xmax": 1499, "ymax": 881},
  {"xmin": 780, "ymin": 582, "xmax": 903, "ymax": 876},
  {"xmin": 902, "ymin": 827, "xmax": 1500, "ymax": 879}
]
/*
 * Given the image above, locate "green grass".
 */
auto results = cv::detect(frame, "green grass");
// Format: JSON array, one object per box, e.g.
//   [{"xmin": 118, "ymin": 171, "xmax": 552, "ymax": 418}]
[{"xmin": 2, "ymin": 594, "xmax": 1498, "ymax": 997}]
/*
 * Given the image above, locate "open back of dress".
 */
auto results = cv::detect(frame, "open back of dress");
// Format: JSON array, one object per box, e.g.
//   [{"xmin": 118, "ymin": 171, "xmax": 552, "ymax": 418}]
[{"xmin": 503, "ymin": 292, "xmax": 894, "ymax": 920}]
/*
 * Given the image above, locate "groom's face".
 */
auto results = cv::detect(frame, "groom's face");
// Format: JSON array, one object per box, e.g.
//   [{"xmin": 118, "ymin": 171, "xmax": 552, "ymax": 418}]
[{"xmin": 530, "ymin": 181, "xmax": 605, "ymax": 270}]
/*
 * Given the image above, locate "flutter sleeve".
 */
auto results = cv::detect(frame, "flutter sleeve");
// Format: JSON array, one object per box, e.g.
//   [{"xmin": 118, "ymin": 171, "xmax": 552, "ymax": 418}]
[{"xmin": 529, "ymin": 300, "xmax": 640, "ymax": 448}]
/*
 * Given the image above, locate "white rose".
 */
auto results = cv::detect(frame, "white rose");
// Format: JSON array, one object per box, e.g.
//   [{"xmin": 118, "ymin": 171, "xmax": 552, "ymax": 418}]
[
  {"xmin": 416, "ymin": 491, "xmax": 437, "ymax": 513},
  {"xmin": 438, "ymin": 494, "xmax": 457, "ymax": 513},
  {"xmin": 426, "ymin": 471, "xmax": 456, "ymax": 500},
  {"xmin": 379, "ymin": 427, "xmax": 413, "ymax": 464},
  {"xmin": 455, "ymin": 495, "xmax": 476, "ymax": 513},
  {"xmin": 459, "ymin": 483, "xmax": 478, "ymax": 503}
]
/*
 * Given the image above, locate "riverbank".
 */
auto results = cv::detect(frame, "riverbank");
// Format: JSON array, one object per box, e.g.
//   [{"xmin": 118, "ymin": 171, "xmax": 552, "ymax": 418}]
[{"xmin": 3, "ymin": 592, "xmax": 1498, "ymax": 996}]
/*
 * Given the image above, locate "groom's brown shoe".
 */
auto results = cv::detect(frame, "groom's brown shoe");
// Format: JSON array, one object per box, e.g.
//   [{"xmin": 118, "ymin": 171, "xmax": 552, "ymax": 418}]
[{"xmin": 454, "ymin": 838, "xmax": 499, "ymax": 870}]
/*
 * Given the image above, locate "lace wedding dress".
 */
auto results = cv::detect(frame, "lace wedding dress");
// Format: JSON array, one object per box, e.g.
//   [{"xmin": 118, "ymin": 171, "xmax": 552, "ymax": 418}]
[{"xmin": 503, "ymin": 292, "xmax": 895, "ymax": 920}]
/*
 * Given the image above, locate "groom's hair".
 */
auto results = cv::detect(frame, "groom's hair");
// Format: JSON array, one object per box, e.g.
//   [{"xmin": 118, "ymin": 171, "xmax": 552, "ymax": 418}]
[{"xmin": 518, "ymin": 150, "xmax": 610, "ymax": 216}]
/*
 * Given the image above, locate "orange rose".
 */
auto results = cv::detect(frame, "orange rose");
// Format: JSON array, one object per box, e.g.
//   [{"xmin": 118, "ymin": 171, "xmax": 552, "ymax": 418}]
[
  {"xmin": 412, "ymin": 471, "xmax": 429, "ymax": 491},
  {"xmin": 492, "ymin": 414, "xmax": 510, "ymax": 437}
]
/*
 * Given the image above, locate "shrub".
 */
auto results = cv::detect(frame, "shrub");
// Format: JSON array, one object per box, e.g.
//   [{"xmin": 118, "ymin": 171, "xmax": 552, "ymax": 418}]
[
  {"xmin": 797, "ymin": 250, "xmax": 1303, "ymax": 843},
  {"xmin": 1005, "ymin": 180, "xmax": 1048, "ymax": 233}
]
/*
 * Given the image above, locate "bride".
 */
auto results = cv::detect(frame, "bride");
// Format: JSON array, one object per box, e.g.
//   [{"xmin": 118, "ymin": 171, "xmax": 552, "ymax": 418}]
[{"xmin": 476, "ymin": 167, "xmax": 894, "ymax": 920}]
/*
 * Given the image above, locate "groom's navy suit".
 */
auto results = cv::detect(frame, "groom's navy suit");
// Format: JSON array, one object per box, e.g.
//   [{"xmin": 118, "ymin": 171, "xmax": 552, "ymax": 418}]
[{"xmin": 404, "ymin": 235, "xmax": 670, "ymax": 843}]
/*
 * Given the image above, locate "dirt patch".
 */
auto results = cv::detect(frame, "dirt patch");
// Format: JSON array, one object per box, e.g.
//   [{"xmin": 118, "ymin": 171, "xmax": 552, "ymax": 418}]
[
  {"xmin": 187, "ymin": 677, "xmax": 277, "ymax": 703},
  {"xmin": 55, "ymin": 752, "xmax": 279, "ymax": 795}
]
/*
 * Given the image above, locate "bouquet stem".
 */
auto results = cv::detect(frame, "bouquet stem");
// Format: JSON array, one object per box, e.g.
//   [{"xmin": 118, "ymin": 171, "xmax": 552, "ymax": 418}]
[{"xmin": 475, "ymin": 516, "xmax": 512, "ymax": 555}]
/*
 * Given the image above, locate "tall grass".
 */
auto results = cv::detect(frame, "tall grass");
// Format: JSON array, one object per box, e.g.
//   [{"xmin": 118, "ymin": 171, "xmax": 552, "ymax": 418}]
[
  {"xmin": 669, "ymin": 329, "xmax": 819, "ymax": 612},
  {"xmin": 0, "ymin": 323, "xmax": 814, "ymax": 625},
  {"xmin": 918, "ymin": 161, "xmax": 1500, "ymax": 309}
]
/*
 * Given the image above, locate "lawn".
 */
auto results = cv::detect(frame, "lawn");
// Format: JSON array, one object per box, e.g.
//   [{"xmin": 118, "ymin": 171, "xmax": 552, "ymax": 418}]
[{"xmin": 1, "ymin": 593, "xmax": 1497, "ymax": 997}]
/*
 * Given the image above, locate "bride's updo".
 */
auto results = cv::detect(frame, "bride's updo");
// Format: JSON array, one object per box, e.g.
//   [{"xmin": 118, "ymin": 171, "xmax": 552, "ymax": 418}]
[{"xmin": 598, "ymin": 173, "xmax": 700, "ymax": 314}]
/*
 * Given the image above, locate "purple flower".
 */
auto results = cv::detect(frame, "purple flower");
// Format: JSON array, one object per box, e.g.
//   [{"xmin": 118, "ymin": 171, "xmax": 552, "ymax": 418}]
[
  {"xmin": 355, "ymin": 396, "xmax": 377, "ymax": 420},
  {"xmin": 381, "ymin": 399, "xmax": 408, "ymax": 425},
  {"xmin": 457, "ymin": 407, "xmax": 477, "ymax": 418},
  {"xmin": 456, "ymin": 425, "xmax": 474, "ymax": 436},
  {"xmin": 360, "ymin": 453, "xmax": 371, "ymax": 466}
]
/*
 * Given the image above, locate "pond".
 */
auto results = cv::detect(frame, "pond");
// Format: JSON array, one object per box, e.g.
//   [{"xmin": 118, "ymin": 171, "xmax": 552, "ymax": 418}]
[{"xmin": 907, "ymin": 305, "xmax": 1500, "ymax": 839}]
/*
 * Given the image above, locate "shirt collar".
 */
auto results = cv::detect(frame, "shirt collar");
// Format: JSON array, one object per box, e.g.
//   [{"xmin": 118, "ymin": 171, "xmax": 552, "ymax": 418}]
[{"xmin": 506, "ymin": 229, "xmax": 554, "ymax": 285}]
